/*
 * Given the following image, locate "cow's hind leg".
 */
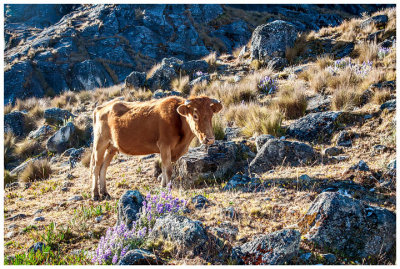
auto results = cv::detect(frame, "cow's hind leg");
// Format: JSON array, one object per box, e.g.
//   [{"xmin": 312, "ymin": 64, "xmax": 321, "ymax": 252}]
[
  {"xmin": 159, "ymin": 144, "xmax": 172, "ymax": 187},
  {"xmin": 99, "ymin": 146, "xmax": 117, "ymax": 200}
]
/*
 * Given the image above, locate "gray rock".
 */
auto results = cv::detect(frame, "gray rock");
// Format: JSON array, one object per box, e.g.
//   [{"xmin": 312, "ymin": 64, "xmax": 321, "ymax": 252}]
[
  {"xmin": 61, "ymin": 187, "xmax": 69, "ymax": 192},
  {"xmin": 349, "ymin": 160, "xmax": 370, "ymax": 171},
  {"xmin": 306, "ymin": 94, "xmax": 331, "ymax": 113},
  {"xmin": 181, "ymin": 60, "xmax": 209, "ymax": 77},
  {"xmin": 5, "ymin": 182, "xmax": 20, "ymax": 189},
  {"xmin": 68, "ymin": 195, "xmax": 83, "ymax": 201},
  {"xmin": 44, "ymin": 108, "xmax": 75, "ymax": 125},
  {"xmin": 147, "ymin": 57, "xmax": 183, "ymax": 91},
  {"xmin": 70, "ymin": 60, "xmax": 114, "ymax": 90},
  {"xmin": 95, "ymin": 215, "xmax": 103, "ymax": 223},
  {"xmin": 8, "ymin": 224, "xmax": 18, "ymax": 229},
  {"xmin": 322, "ymin": 253, "xmax": 336, "ymax": 264},
  {"xmin": 380, "ymin": 99, "xmax": 395, "ymax": 112},
  {"xmin": 221, "ymin": 206, "xmax": 239, "ymax": 219},
  {"xmin": 287, "ymin": 111, "xmax": 360, "ymax": 143},
  {"xmin": 323, "ymin": 146, "xmax": 343, "ymax": 156},
  {"xmin": 124, "ymin": 71, "xmax": 146, "ymax": 89},
  {"xmin": 360, "ymin": 15, "xmax": 388, "ymax": 29},
  {"xmin": 28, "ymin": 125, "xmax": 53, "ymax": 139},
  {"xmin": 249, "ymin": 138, "xmax": 316, "ymax": 174},
  {"xmin": 299, "ymin": 252, "xmax": 312, "ymax": 262},
  {"xmin": 387, "ymin": 159, "xmax": 396, "ymax": 170},
  {"xmin": 118, "ymin": 249, "xmax": 163, "ymax": 265},
  {"xmin": 34, "ymin": 216, "xmax": 45, "ymax": 222},
  {"xmin": 299, "ymin": 192, "xmax": 396, "ymax": 258},
  {"xmin": 330, "ymin": 155, "xmax": 350, "ymax": 162},
  {"xmin": 148, "ymin": 214, "xmax": 208, "ymax": 257},
  {"xmin": 250, "ymin": 20, "xmax": 299, "ymax": 61},
  {"xmin": 174, "ymin": 141, "xmax": 241, "ymax": 188},
  {"xmin": 335, "ymin": 42, "xmax": 354, "ymax": 58},
  {"xmin": 268, "ymin": 57, "xmax": 288, "ymax": 71},
  {"xmin": 189, "ymin": 74, "xmax": 210, "ymax": 87},
  {"xmin": 152, "ymin": 89, "xmax": 181, "ymax": 99},
  {"xmin": 6, "ymin": 213, "xmax": 27, "ymax": 221},
  {"xmin": 232, "ymin": 229, "xmax": 301, "ymax": 265},
  {"xmin": 191, "ymin": 195, "xmax": 209, "ymax": 209},
  {"xmin": 224, "ymin": 127, "xmax": 242, "ymax": 141},
  {"xmin": 4, "ymin": 111, "xmax": 27, "ymax": 137},
  {"xmin": 255, "ymin": 134, "xmax": 275, "ymax": 152},
  {"xmin": 27, "ymin": 242, "xmax": 45, "ymax": 254},
  {"xmin": 34, "ymin": 209, "xmax": 43, "ymax": 215},
  {"xmin": 210, "ymin": 221, "xmax": 238, "ymax": 241},
  {"xmin": 336, "ymin": 130, "xmax": 352, "ymax": 147},
  {"xmin": 223, "ymin": 173, "xmax": 261, "ymax": 192},
  {"xmin": 117, "ymin": 190, "xmax": 144, "ymax": 230},
  {"xmin": 46, "ymin": 122, "xmax": 75, "ymax": 153}
]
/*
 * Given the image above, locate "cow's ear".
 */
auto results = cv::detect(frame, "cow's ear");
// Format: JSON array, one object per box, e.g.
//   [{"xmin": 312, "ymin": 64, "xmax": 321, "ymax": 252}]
[
  {"xmin": 177, "ymin": 105, "xmax": 190, "ymax": 116},
  {"xmin": 211, "ymin": 102, "xmax": 223, "ymax": 113}
]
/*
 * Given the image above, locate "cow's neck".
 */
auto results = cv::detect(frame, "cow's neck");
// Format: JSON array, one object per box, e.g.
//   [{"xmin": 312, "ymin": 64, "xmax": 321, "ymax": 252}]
[{"xmin": 180, "ymin": 115, "xmax": 195, "ymax": 143}]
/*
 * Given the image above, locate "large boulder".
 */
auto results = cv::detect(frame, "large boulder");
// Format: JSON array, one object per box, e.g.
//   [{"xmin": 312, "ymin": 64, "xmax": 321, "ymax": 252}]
[
  {"xmin": 249, "ymin": 138, "xmax": 316, "ymax": 174},
  {"xmin": 231, "ymin": 229, "xmax": 301, "ymax": 265},
  {"xmin": 28, "ymin": 125, "xmax": 53, "ymax": 139},
  {"xmin": 286, "ymin": 111, "xmax": 362, "ymax": 143},
  {"xmin": 4, "ymin": 111, "xmax": 27, "ymax": 137},
  {"xmin": 147, "ymin": 214, "xmax": 208, "ymax": 257},
  {"xmin": 46, "ymin": 122, "xmax": 75, "ymax": 153},
  {"xmin": 174, "ymin": 141, "xmax": 245, "ymax": 188},
  {"xmin": 146, "ymin": 57, "xmax": 183, "ymax": 91},
  {"xmin": 117, "ymin": 190, "xmax": 144, "ymax": 230},
  {"xmin": 124, "ymin": 71, "xmax": 146, "ymax": 89},
  {"xmin": 250, "ymin": 20, "xmax": 298, "ymax": 61},
  {"xmin": 181, "ymin": 60, "xmax": 209, "ymax": 77},
  {"xmin": 360, "ymin": 15, "xmax": 388, "ymax": 29},
  {"xmin": 44, "ymin": 108, "xmax": 75, "ymax": 125},
  {"xmin": 299, "ymin": 192, "xmax": 396, "ymax": 258},
  {"xmin": 255, "ymin": 134, "xmax": 275, "ymax": 152}
]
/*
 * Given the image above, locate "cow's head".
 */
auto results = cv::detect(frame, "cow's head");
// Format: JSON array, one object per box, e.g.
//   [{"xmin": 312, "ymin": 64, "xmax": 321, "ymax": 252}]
[{"xmin": 177, "ymin": 96, "xmax": 223, "ymax": 145}]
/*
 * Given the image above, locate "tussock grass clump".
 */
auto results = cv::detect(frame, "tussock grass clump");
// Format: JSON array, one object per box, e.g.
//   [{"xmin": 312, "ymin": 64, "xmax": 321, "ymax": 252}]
[
  {"xmin": 372, "ymin": 90, "xmax": 391, "ymax": 105},
  {"xmin": 78, "ymin": 90, "xmax": 93, "ymax": 103},
  {"xmin": 20, "ymin": 159, "xmax": 52, "ymax": 183},
  {"xmin": 285, "ymin": 33, "xmax": 308, "ymax": 64},
  {"xmin": 273, "ymin": 83, "xmax": 307, "ymax": 120},
  {"xmin": 81, "ymin": 150, "xmax": 92, "ymax": 168},
  {"xmin": 171, "ymin": 76, "xmax": 190, "ymax": 96},
  {"xmin": 309, "ymin": 69, "xmax": 331, "ymax": 93},
  {"xmin": 28, "ymin": 104, "xmax": 44, "ymax": 119},
  {"xmin": 354, "ymin": 40, "xmax": 379, "ymax": 63},
  {"xmin": 123, "ymin": 88, "xmax": 153, "ymax": 102},
  {"xmin": 212, "ymin": 114, "xmax": 226, "ymax": 141},
  {"xmin": 316, "ymin": 54, "xmax": 333, "ymax": 69},
  {"xmin": 51, "ymin": 91, "xmax": 78, "ymax": 108},
  {"xmin": 331, "ymin": 86, "xmax": 364, "ymax": 111},
  {"xmin": 146, "ymin": 63, "xmax": 161, "ymax": 79},
  {"xmin": 224, "ymin": 102, "xmax": 283, "ymax": 137},
  {"xmin": 4, "ymin": 132, "xmax": 17, "ymax": 165},
  {"xmin": 4, "ymin": 170, "xmax": 17, "ymax": 186},
  {"xmin": 15, "ymin": 139, "xmax": 43, "ymax": 160},
  {"xmin": 202, "ymin": 52, "xmax": 218, "ymax": 72}
]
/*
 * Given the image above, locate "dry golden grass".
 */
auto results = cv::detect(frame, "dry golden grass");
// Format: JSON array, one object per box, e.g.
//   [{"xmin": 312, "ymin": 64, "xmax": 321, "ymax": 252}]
[
  {"xmin": 4, "ymin": 104, "xmax": 13, "ymax": 115},
  {"xmin": 81, "ymin": 150, "xmax": 92, "ymax": 168},
  {"xmin": 273, "ymin": 82, "xmax": 307, "ymax": 120},
  {"xmin": 285, "ymin": 33, "xmax": 308, "ymax": 64},
  {"xmin": 4, "ymin": 170, "xmax": 17, "ymax": 186},
  {"xmin": 20, "ymin": 159, "xmax": 52, "ymax": 183},
  {"xmin": 202, "ymin": 52, "xmax": 218, "ymax": 72},
  {"xmin": 224, "ymin": 102, "xmax": 283, "ymax": 137},
  {"xmin": 309, "ymin": 69, "xmax": 331, "ymax": 93},
  {"xmin": 316, "ymin": 54, "xmax": 333, "ymax": 69},
  {"xmin": 51, "ymin": 91, "xmax": 78, "ymax": 108},
  {"xmin": 190, "ymin": 80, "xmax": 209, "ymax": 96},
  {"xmin": 122, "ymin": 88, "xmax": 153, "ymax": 102},
  {"xmin": 28, "ymin": 104, "xmax": 44, "ymax": 119},
  {"xmin": 4, "ymin": 132, "xmax": 17, "ymax": 165},
  {"xmin": 146, "ymin": 63, "xmax": 161, "ymax": 79},
  {"xmin": 331, "ymin": 86, "xmax": 364, "ymax": 111},
  {"xmin": 15, "ymin": 139, "xmax": 43, "ymax": 160},
  {"xmin": 78, "ymin": 90, "xmax": 93, "ymax": 103},
  {"xmin": 212, "ymin": 114, "xmax": 226, "ymax": 141},
  {"xmin": 171, "ymin": 76, "xmax": 190, "ymax": 96},
  {"xmin": 355, "ymin": 40, "xmax": 379, "ymax": 63},
  {"xmin": 372, "ymin": 90, "xmax": 391, "ymax": 105}
]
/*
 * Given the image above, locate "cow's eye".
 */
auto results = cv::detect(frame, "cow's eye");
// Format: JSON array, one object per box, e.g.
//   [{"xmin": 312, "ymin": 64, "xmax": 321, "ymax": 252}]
[{"xmin": 193, "ymin": 114, "xmax": 199, "ymax": 121}]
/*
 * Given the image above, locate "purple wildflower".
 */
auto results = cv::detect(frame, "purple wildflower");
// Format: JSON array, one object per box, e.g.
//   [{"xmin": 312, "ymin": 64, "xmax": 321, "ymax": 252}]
[{"xmin": 112, "ymin": 254, "xmax": 118, "ymax": 264}]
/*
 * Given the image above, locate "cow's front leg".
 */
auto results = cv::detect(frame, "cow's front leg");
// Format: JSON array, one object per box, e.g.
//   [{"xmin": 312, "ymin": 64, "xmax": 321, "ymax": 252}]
[{"xmin": 159, "ymin": 144, "xmax": 172, "ymax": 187}]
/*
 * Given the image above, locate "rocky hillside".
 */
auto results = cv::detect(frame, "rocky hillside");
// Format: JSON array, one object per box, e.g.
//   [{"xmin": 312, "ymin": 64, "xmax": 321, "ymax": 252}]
[
  {"xmin": 4, "ymin": 4, "xmax": 392, "ymax": 104},
  {"xmin": 4, "ymin": 5, "xmax": 396, "ymax": 265}
]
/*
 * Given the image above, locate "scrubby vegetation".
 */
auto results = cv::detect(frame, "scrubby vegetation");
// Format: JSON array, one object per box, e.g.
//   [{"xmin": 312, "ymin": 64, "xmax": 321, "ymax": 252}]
[{"xmin": 4, "ymin": 6, "xmax": 396, "ymax": 266}]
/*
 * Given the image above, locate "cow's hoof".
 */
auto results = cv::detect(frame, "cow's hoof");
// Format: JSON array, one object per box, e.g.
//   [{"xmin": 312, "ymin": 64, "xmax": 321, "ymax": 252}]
[
  {"xmin": 102, "ymin": 193, "xmax": 112, "ymax": 200},
  {"xmin": 93, "ymin": 195, "xmax": 100, "ymax": 201}
]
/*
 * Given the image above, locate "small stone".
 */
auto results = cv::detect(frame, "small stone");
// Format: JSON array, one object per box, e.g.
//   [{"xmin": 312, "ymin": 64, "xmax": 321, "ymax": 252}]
[
  {"xmin": 68, "ymin": 195, "xmax": 83, "ymax": 201},
  {"xmin": 191, "ymin": 195, "xmax": 210, "ymax": 209},
  {"xmin": 7, "ymin": 213, "xmax": 27, "ymax": 221},
  {"xmin": 5, "ymin": 231, "xmax": 16, "ymax": 239},
  {"xmin": 34, "ymin": 209, "xmax": 43, "ymax": 215},
  {"xmin": 141, "ymin": 154, "xmax": 156, "ymax": 160},
  {"xmin": 34, "ymin": 216, "xmax": 45, "ymax": 222},
  {"xmin": 27, "ymin": 242, "xmax": 45, "ymax": 254},
  {"xmin": 66, "ymin": 173, "xmax": 76, "ymax": 180},
  {"xmin": 387, "ymin": 159, "xmax": 396, "ymax": 170},
  {"xmin": 349, "ymin": 160, "xmax": 369, "ymax": 171},
  {"xmin": 61, "ymin": 187, "xmax": 69, "ymax": 192},
  {"xmin": 6, "ymin": 182, "xmax": 20, "ymax": 189},
  {"xmin": 95, "ymin": 215, "xmax": 103, "ymax": 223},
  {"xmin": 336, "ymin": 130, "xmax": 352, "ymax": 147},
  {"xmin": 8, "ymin": 224, "xmax": 18, "ymax": 229},
  {"xmin": 323, "ymin": 146, "xmax": 343, "ymax": 156},
  {"xmin": 299, "ymin": 174, "xmax": 312, "ymax": 182},
  {"xmin": 322, "ymin": 253, "xmax": 336, "ymax": 264},
  {"xmin": 300, "ymin": 252, "xmax": 312, "ymax": 261},
  {"xmin": 331, "ymin": 155, "xmax": 349, "ymax": 162},
  {"xmin": 221, "ymin": 206, "xmax": 238, "ymax": 219}
]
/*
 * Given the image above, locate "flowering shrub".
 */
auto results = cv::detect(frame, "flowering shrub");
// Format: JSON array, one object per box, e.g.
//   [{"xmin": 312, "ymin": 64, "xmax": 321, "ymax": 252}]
[
  {"xmin": 327, "ymin": 58, "xmax": 372, "ymax": 77},
  {"xmin": 258, "ymin": 76, "xmax": 278, "ymax": 94},
  {"xmin": 378, "ymin": 47, "xmax": 391, "ymax": 60},
  {"xmin": 91, "ymin": 183, "xmax": 186, "ymax": 265}
]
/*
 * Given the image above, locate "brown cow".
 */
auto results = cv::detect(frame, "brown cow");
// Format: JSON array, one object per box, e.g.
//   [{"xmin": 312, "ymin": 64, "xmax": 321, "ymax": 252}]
[{"xmin": 90, "ymin": 96, "xmax": 223, "ymax": 200}]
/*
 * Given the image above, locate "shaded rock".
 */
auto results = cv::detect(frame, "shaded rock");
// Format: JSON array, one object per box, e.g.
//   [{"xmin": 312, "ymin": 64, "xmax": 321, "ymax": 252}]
[
  {"xmin": 95, "ymin": 215, "xmax": 103, "ymax": 223},
  {"xmin": 224, "ymin": 127, "xmax": 242, "ymax": 141},
  {"xmin": 336, "ymin": 130, "xmax": 352, "ymax": 147},
  {"xmin": 6, "ymin": 213, "xmax": 27, "ymax": 221},
  {"xmin": 46, "ymin": 122, "xmax": 75, "ymax": 153},
  {"xmin": 349, "ymin": 160, "xmax": 369, "ymax": 171},
  {"xmin": 4, "ymin": 111, "xmax": 27, "ymax": 137},
  {"xmin": 181, "ymin": 60, "xmax": 209, "ymax": 77},
  {"xmin": 71, "ymin": 60, "xmax": 114, "ymax": 91},
  {"xmin": 322, "ymin": 253, "xmax": 336, "ymax": 264},
  {"xmin": 5, "ymin": 231, "xmax": 16, "ymax": 239},
  {"xmin": 117, "ymin": 190, "xmax": 144, "ymax": 230},
  {"xmin": 27, "ymin": 242, "xmax": 46, "ymax": 254},
  {"xmin": 28, "ymin": 125, "xmax": 53, "ymax": 139},
  {"xmin": 148, "ymin": 214, "xmax": 208, "ymax": 257},
  {"xmin": 5, "ymin": 182, "xmax": 20, "ymax": 190},
  {"xmin": 366, "ymin": 30, "xmax": 384, "ymax": 42},
  {"xmin": 250, "ymin": 20, "xmax": 299, "ymax": 61},
  {"xmin": 44, "ymin": 108, "xmax": 75, "ymax": 125},
  {"xmin": 323, "ymin": 146, "xmax": 343, "ymax": 156},
  {"xmin": 380, "ymin": 99, "xmax": 395, "ymax": 112},
  {"xmin": 287, "ymin": 111, "xmax": 361, "ymax": 143},
  {"xmin": 189, "ymin": 74, "xmax": 210, "ymax": 87},
  {"xmin": 210, "ymin": 221, "xmax": 238, "ymax": 241},
  {"xmin": 387, "ymin": 159, "xmax": 396, "ymax": 170},
  {"xmin": 306, "ymin": 94, "xmax": 331, "ymax": 113},
  {"xmin": 360, "ymin": 15, "xmax": 388, "ymax": 29},
  {"xmin": 34, "ymin": 216, "xmax": 45, "ymax": 222},
  {"xmin": 124, "ymin": 71, "xmax": 146, "ymax": 89},
  {"xmin": 147, "ymin": 57, "xmax": 183, "ymax": 91},
  {"xmin": 223, "ymin": 173, "xmax": 261, "ymax": 192},
  {"xmin": 299, "ymin": 192, "xmax": 395, "ymax": 258},
  {"xmin": 232, "ymin": 229, "xmax": 301, "ymax": 265},
  {"xmin": 249, "ymin": 138, "xmax": 315, "ymax": 174},
  {"xmin": 269, "ymin": 57, "xmax": 288, "ymax": 71},
  {"xmin": 68, "ymin": 195, "xmax": 83, "ymax": 201},
  {"xmin": 118, "ymin": 249, "xmax": 163, "ymax": 265},
  {"xmin": 300, "ymin": 252, "xmax": 312, "ymax": 262},
  {"xmin": 191, "ymin": 195, "xmax": 209, "ymax": 209},
  {"xmin": 174, "ymin": 141, "xmax": 240, "ymax": 188},
  {"xmin": 255, "ymin": 134, "xmax": 275, "ymax": 152},
  {"xmin": 152, "ymin": 89, "xmax": 181, "ymax": 99},
  {"xmin": 334, "ymin": 42, "xmax": 354, "ymax": 58}
]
